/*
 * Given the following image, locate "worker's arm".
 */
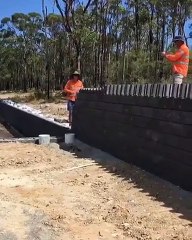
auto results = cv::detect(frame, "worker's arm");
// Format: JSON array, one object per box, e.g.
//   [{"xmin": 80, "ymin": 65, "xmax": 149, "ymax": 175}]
[
  {"xmin": 81, "ymin": 82, "xmax": 84, "ymax": 90},
  {"xmin": 165, "ymin": 49, "xmax": 184, "ymax": 62},
  {"xmin": 76, "ymin": 82, "xmax": 84, "ymax": 93},
  {"xmin": 64, "ymin": 81, "xmax": 75, "ymax": 94}
]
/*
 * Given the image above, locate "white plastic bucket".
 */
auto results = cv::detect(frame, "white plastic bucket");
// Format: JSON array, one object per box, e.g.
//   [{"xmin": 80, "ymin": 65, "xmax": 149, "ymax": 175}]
[
  {"xmin": 65, "ymin": 133, "xmax": 75, "ymax": 145},
  {"xmin": 39, "ymin": 134, "xmax": 50, "ymax": 145}
]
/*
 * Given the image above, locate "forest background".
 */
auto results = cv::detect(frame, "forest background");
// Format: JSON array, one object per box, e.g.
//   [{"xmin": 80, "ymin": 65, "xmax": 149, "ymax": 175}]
[{"xmin": 0, "ymin": 0, "xmax": 192, "ymax": 94}]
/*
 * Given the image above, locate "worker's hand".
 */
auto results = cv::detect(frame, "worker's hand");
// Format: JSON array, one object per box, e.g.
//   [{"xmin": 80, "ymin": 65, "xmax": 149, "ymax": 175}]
[
  {"xmin": 161, "ymin": 52, "xmax": 166, "ymax": 57},
  {"xmin": 70, "ymin": 91, "xmax": 77, "ymax": 97},
  {"xmin": 74, "ymin": 90, "xmax": 79, "ymax": 95}
]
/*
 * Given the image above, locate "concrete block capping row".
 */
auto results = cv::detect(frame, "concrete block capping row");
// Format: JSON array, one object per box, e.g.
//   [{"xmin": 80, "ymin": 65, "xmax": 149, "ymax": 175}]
[{"xmin": 82, "ymin": 83, "xmax": 192, "ymax": 99}]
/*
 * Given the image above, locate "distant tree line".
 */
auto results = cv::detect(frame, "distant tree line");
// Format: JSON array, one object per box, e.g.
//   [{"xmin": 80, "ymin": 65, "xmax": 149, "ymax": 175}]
[{"xmin": 0, "ymin": 0, "xmax": 191, "ymax": 94}]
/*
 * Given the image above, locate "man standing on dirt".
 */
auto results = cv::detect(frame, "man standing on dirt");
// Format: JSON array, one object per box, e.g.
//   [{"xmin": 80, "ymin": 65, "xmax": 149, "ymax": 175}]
[
  {"xmin": 64, "ymin": 71, "xmax": 84, "ymax": 125},
  {"xmin": 162, "ymin": 36, "xmax": 189, "ymax": 84}
]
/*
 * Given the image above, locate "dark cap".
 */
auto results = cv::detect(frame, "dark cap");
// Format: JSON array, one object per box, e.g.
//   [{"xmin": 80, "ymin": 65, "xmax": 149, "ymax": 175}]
[{"xmin": 172, "ymin": 36, "xmax": 185, "ymax": 43}]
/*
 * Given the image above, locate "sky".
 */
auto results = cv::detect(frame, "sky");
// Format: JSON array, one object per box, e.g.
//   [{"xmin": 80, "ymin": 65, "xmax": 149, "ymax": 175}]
[{"xmin": 0, "ymin": 0, "xmax": 57, "ymax": 19}]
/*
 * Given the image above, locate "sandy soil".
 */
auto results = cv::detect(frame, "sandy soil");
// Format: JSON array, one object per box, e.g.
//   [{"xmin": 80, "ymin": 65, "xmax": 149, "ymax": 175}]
[
  {"xmin": 0, "ymin": 141, "xmax": 191, "ymax": 240},
  {"xmin": 0, "ymin": 123, "xmax": 13, "ymax": 138},
  {"xmin": 0, "ymin": 92, "xmax": 31, "ymax": 100},
  {"xmin": 28, "ymin": 100, "xmax": 68, "ymax": 122}
]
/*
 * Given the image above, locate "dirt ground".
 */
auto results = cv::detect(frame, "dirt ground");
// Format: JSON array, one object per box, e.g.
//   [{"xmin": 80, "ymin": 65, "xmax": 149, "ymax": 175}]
[
  {"xmin": 0, "ymin": 123, "xmax": 13, "ymax": 138},
  {"xmin": 29, "ymin": 100, "xmax": 68, "ymax": 122},
  {"xmin": 0, "ymin": 141, "xmax": 191, "ymax": 240}
]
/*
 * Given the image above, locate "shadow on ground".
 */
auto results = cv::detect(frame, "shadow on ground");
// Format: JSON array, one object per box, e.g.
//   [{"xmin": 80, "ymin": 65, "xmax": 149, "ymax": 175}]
[{"xmin": 60, "ymin": 140, "xmax": 192, "ymax": 225}]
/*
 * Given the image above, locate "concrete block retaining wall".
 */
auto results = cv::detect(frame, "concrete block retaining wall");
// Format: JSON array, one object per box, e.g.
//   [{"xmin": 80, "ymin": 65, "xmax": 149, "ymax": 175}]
[{"xmin": 73, "ymin": 84, "xmax": 192, "ymax": 191}]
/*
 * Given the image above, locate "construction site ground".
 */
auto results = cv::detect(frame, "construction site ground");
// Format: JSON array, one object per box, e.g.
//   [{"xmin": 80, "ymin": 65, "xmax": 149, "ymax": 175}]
[
  {"xmin": 0, "ymin": 91, "xmax": 191, "ymax": 240},
  {"xmin": 0, "ymin": 123, "xmax": 13, "ymax": 138}
]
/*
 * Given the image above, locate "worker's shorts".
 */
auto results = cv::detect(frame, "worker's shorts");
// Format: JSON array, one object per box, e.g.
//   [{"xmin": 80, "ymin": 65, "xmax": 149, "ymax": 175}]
[
  {"xmin": 67, "ymin": 100, "xmax": 75, "ymax": 112},
  {"xmin": 173, "ymin": 74, "xmax": 184, "ymax": 84}
]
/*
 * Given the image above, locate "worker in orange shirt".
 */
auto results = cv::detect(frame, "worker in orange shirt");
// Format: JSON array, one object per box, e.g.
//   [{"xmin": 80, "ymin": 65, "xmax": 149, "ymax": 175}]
[
  {"xmin": 64, "ymin": 71, "xmax": 84, "ymax": 125},
  {"xmin": 162, "ymin": 36, "xmax": 189, "ymax": 84}
]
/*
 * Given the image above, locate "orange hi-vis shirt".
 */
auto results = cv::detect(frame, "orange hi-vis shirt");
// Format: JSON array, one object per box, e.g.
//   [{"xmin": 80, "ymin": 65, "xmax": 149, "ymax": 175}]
[
  {"xmin": 165, "ymin": 44, "xmax": 189, "ymax": 77},
  {"xmin": 188, "ymin": 51, "xmax": 192, "ymax": 74},
  {"xmin": 64, "ymin": 79, "xmax": 84, "ymax": 101}
]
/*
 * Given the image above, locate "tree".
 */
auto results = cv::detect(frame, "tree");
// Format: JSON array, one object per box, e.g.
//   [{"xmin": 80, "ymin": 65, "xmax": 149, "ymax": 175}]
[{"xmin": 55, "ymin": 0, "xmax": 93, "ymax": 72}]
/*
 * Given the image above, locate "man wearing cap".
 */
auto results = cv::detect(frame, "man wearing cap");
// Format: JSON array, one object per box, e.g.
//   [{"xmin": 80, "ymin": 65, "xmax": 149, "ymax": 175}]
[
  {"xmin": 162, "ymin": 36, "xmax": 189, "ymax": 84},
  {"xmin": 64, "ymin": 71, "xmax": 84, "ymax": 125}
]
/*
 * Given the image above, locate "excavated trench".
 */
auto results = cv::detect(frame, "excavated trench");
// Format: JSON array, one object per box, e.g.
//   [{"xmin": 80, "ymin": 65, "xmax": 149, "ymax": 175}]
[
  {"xmin": 0, "ymin": 122, "xmax": 13, "ymax": 138},
  {"xmin": 0, "ymin": 119, "xmax": 21, "ymax": 139},
  {"xmin": 0, "ymin": 100, "xmax": 70, "ymax": 142}
]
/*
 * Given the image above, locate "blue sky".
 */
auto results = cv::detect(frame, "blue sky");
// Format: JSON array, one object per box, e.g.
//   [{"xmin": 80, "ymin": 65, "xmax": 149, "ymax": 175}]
[{"xmin": 0, "ymin": 0, "xmax": 57, "ymax": 18}]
